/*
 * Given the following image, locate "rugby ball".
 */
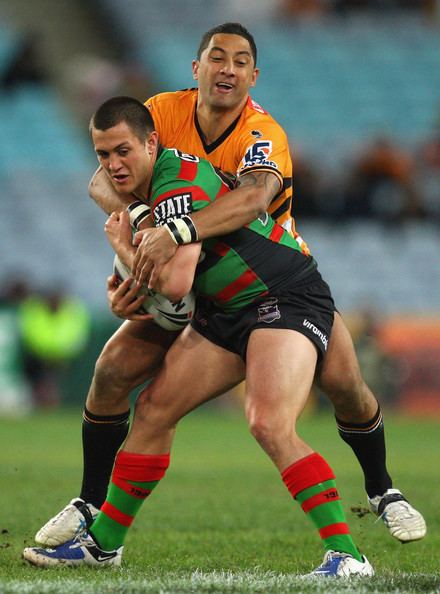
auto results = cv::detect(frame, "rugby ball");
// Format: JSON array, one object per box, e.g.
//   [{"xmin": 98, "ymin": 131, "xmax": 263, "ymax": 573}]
[{"xmin": 113, "ymin": 254, "xmax": 195, "ymax": 331}]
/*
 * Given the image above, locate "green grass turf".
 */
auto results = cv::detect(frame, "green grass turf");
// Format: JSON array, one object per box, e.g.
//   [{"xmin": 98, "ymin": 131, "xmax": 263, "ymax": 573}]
[{"xmin": 0, "ymin": 407, "xmax": 439, "ymax": 593}]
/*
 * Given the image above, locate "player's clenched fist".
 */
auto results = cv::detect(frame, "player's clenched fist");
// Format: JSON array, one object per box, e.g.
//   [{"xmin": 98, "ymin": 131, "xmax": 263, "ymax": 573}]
[{"xmin": 106, "ymin": 274, "xmax": 153, "ymax": 321}]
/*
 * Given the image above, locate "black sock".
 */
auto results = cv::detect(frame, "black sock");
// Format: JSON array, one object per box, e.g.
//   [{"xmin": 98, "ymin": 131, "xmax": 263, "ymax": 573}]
[
  {"xmin": 80, "ymin": 407, "xmax": 130, "ymax": 508},
  {"xmin": 336, "ymin": 405, "xmax": 392, "ymax": 498}
]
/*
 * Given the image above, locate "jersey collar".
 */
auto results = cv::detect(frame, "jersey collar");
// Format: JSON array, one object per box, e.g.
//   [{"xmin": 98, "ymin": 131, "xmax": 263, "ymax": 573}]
[{"xmin": 194, "ymin": 107, "xmax": 242, "ymax": 155}]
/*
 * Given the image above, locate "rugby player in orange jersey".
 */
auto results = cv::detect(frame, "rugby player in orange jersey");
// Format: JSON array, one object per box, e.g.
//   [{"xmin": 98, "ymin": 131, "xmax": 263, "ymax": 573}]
[
  {"xmin": 34, "ymin": 23, "xmax": 425, "ymax": 548},
  {"xmin": 25, "ymin": 96, "xmax": 374, "ymax": 576}
]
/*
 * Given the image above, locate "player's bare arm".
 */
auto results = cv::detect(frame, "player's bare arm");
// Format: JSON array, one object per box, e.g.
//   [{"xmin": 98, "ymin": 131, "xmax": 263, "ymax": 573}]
[
  {"xmin": 132, "ymin": 170, "xmax": 280, "ymax": 286},
  {"xmin": 107, "ymin": 239, "xmax": 200, "ymax": 321},
  {"xmin": 151, "ymin": 241, "xmax": 201, "ymax": 302},
  {"xmin": 192, "ymin": 170, "xmax": 281, "ymax": 238},
  {"xmin": 105, "ymin": 208, "xmax": 200, "ymax": 317},
  {"xmin": 104, "ymin": 210, "xmax": 152, "ymax": 320},
  {"xmin": 104, "ymin": 210, "xmax": 138, "ymax": 270},
  {"xmin": 89, "ymin": 166, "xmax": 138, "ymax": 215}
]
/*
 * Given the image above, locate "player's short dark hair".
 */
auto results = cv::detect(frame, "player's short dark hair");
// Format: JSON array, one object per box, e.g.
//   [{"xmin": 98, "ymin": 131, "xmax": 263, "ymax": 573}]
[
  {"xmin": 197, "ymin": 23, "xmax": 257, "ymax": 66},
  {"xmin": 90, "ymin": 96, "xmax": 154, "ymax": 142}
]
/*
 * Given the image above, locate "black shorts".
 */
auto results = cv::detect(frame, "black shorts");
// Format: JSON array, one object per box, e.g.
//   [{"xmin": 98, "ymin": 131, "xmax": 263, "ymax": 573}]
[{"xmin": 191, "ymin": 277, "xmax": 335, "ymax": 362}]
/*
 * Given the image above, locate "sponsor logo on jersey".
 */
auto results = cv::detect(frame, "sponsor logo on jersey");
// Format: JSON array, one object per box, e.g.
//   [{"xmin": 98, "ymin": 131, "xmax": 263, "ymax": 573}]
[
  {"xmin": 154, "ymin": 193, "xmax": 193, "ymax": 225},
  {"xmin": 251, "ymin": 129, "xmax": 263, "ymax": 138},
  {"xmin": 171, "ymin": 148, "xmax": 200, "ymax": 163},
  {"xmin": 241, "ymin": 141, "xmax": 278, "ymax": 170},
  {"xmin": 303, "ymin": 318, "xmax": 328, "ymax": 350},
  {"xmin": 258, "ymin": 298, "xmax": 281, "ymax": 324}
]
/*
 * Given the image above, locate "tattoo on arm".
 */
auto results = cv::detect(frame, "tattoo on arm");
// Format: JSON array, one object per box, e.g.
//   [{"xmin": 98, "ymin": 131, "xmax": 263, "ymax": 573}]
[{"xmin": 237, "ymin": 171, "xmax": 281, "ymax": 200}]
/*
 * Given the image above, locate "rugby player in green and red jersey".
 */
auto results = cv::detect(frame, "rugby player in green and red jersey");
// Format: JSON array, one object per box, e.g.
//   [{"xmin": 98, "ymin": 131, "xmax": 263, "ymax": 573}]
[
  {"xmin": 35, "ymin": 23, "xmax": 425, "ymax": 552},
  {"xmin": 23, "ymin": 97, "xmax": 375, "ymax": 578}
]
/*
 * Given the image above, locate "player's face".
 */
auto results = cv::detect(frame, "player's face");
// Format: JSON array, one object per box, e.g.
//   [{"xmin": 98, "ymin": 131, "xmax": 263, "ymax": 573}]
[
  {"xmin": 92, "ymin": 122, "xmax": 158, "ymax": 196},
  {"xmin": 193, "ymin": 33, "xmax": 259, "ymax": 111}
]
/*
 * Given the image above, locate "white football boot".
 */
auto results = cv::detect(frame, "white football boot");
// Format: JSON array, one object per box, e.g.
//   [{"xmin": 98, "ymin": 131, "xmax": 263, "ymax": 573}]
[
  {"xmin": 307, "ymin": 550, "xmax": 374, "ymax": 578},
  {"xmin": 368, "ymin": 488, "xmax": 426, "ymax": 542},
  {"xmin": 35, "ymin": 498, "xmax": 99, "ymax": 546}
]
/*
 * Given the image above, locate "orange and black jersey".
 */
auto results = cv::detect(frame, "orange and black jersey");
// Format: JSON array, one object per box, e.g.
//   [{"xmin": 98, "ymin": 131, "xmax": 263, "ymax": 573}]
[
  {"xmin": 149, "ymin": 148, "xmax": 317, "ymax": 312},
  {"xmin": 145, "ymin": 88, "xmax": 308, "ymax": 253}
]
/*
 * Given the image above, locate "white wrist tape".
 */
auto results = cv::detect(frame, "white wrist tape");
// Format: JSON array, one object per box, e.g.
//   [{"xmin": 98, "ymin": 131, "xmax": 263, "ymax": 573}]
[
  {"xmin": 127, "ymin": 201, "xmax": 151, "ymax": 230},
  {"xmin": 164, "ymin": 215, "xmax": 199, "ymax": 245}
]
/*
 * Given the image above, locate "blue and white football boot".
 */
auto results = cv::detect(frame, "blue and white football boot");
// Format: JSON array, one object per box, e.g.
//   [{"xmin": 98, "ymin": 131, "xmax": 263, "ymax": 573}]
[
  {"xmin": 23, "ymin": 530, "xmax": 122, "ymax": 568},
  {"xmin": 306, "ymin": 550, "xmax": 374, "ymax": 578}
]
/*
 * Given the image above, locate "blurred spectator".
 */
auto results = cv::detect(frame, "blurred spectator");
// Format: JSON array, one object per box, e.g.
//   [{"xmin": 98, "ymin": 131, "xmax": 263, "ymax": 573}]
[
  {"xmin": 420, "ymin": 127, "xmax": 440, "ymax": 170},
  {"xmin": 279, "ymin": 0, "xmax": 330, "ymax": 21},
  {"xmin": 423, "ymin": 0, "xmax": 440, "ymax": 23},
  {"xmin": 334, "ymin": 0, "xmax": 422, "ymax": 12},
  {"xmin": 0, "ymin": 277, "xmax": 31, "ymax": 305},
  {"xmin": 415, "ymin": 122, "xmax": 440, "ymax": 222},
  {"xmin": 291, "ymin": 150, "xmax": 347, "ymax": 220},
  {"xmin": 0, "ymin": 278, "xmax": 32, "ymax": 415},
  {"xmin": 342, "ymin": 136, "xmax": 426, "ymax": 222},
  {"xmin": 18, "ymin": 287, "xmax": 91, "ymax": 409},
  {"xmin": 291, "ymin": 153, "xmax": 322, "ymax": 218},
  {"xmin": 333, "ymin": 0, "xmax": 380, "ymax": 13},
  {"xmin": 290, "ymin": 133, "xmax": 440, "ymax": 223},
  {"xmin": 1, "ymin": 33, "xmax": 49, "ymax": 91}
]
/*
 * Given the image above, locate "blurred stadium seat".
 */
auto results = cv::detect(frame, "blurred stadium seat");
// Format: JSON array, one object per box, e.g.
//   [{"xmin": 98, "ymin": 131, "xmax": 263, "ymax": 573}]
[
  {"xmin": 0, "ymin": 21, "xmax": 112, "ymax": 308},
  {"xmin": 0, "ymin": 26, "xmax": 19, "ymax": 73},
  {"xmin": 301, "ymin": 220, "xmax": 440, "ymax": 314},
  {"xmin": 0, "ymin": 86, "xmax": 91, "ymax": 173}
]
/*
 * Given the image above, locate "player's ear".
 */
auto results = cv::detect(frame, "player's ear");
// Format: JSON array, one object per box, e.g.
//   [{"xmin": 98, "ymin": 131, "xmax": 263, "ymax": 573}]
[
  {"xmin": 192, "ymin": 59, "xmax": 199, "ymax": 81},
  {"xmin": 250, "ymin": 67, "xmax": 260, "ymax": 88},
  {"xmin": 145, "ymin": 131, "xmax": 159, "ymax": 154}
]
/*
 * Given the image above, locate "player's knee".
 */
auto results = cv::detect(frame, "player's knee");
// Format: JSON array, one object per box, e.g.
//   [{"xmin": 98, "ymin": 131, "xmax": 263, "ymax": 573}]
[
  {"xmin": 248, "ymin": 415, "xmax": 269, "ymax": 446},
  {"xmin": 133, "ymin": 392, "xmax": 153, "ymax": 425},
  {"xmin": 94, "ymin": 348, "xmax": 129, "ymax": 390},
  {"xmin": 134, "ymin": 387, "xmax": 176, "ymax": 430},
  {"xmin": 94, "ymin": 340, "xmax": 142, "ymax": 391},
  {"xmin": 247, "ymin": 405, "xmax": 286, "ymax": 450}
]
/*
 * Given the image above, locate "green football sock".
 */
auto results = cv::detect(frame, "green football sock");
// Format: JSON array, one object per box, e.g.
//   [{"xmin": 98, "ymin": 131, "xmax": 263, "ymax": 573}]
[
  {"xmin": 90, "ymin": 450, "xmax": 170, "ymax": 551},
  {"xmin": 282, "ymin": 452, "xmax": 362, "ymax": 561}
]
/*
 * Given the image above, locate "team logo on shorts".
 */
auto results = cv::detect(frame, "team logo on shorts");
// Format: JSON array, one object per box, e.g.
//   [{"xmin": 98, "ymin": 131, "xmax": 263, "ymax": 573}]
[
  {"xmin": 258, "ymin": 298, "xmax": 281, "ymax": 324},
  {"xmin": 195, "ymin": 311, "xmax": 208, "ymax": 327}
]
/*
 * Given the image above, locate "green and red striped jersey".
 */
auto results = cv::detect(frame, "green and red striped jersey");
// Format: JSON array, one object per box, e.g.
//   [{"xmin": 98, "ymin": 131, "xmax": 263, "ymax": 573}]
[{"xmin": 150, "ymin": 148, "xmax": 316, "ymax": 312}]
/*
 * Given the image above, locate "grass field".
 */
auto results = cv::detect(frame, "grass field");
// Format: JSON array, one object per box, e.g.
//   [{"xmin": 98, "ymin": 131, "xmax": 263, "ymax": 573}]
[{"xmin": 0, "ymin": 407, "xmax": 439, "ymax": 593}]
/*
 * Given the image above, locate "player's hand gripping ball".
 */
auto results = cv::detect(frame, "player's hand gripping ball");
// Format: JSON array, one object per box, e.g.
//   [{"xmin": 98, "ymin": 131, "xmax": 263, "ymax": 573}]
[{"xmin": 113, "ymin": 254, "xmax": 195, "ymax": 331}]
